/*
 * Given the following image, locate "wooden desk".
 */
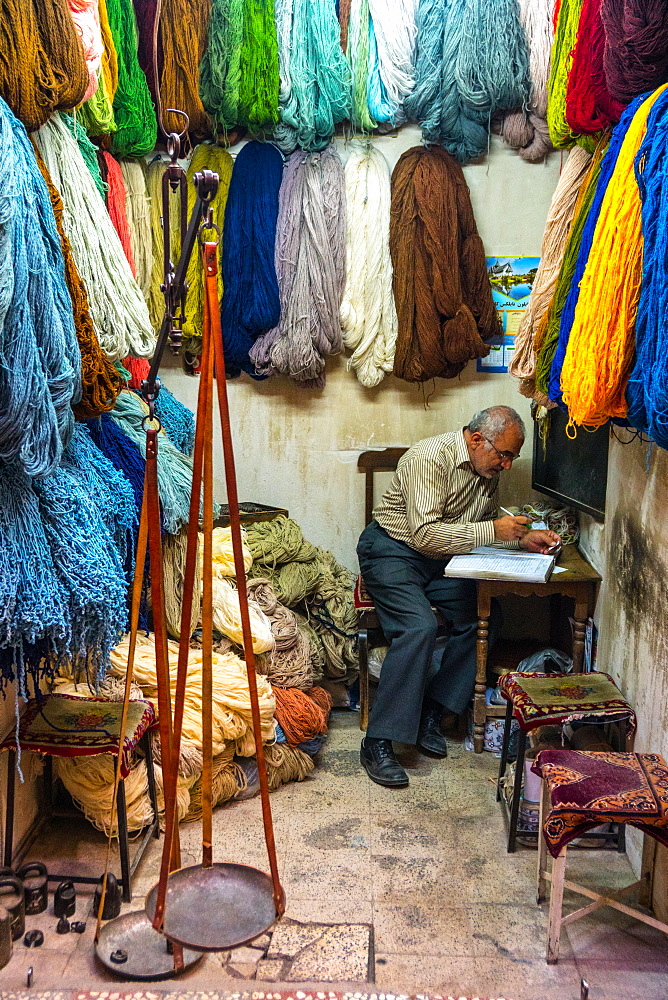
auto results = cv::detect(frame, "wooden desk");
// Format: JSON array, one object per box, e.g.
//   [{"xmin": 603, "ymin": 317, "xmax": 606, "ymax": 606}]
[{"xmin": 474, "ymin": 546, "xmax": 601, "ymax": 753}]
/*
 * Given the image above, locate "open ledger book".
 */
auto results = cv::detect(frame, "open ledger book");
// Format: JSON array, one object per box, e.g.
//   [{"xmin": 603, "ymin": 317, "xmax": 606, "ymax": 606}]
[{"xmin": 443, "ymin": 545, "xmax": 556, "ymax": 583}]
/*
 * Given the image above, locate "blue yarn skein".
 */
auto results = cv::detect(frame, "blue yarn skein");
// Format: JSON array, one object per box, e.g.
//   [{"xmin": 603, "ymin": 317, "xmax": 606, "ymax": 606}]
[
  {"xmin": 626, "ymin": 89, "xmax": 668, "ymax": 447},
  {"xmin": 406, "ymin": 0, "xmax": 488, "ymax": 163},
  {"xmin": 221, "ymin": 141, "xmax": 284, "ymax": 379},
  {"xmin": 367, "ymin": 17, "xmax": 394, "ymax": 123},
  {"xmin": 455, "ymin": 0, "xmax": 530, "ymax": 118},
  {"xmin": 33, "ymin": 465, "xmax": 128, "ymax": 681},
  {"xmin": 62, "ymin": 424, "xmax": 137, "ymax": 575},
  {"xmin": 152, "ymin": 385, "xmax": 195, "ymax": 457},
  {"xmin": 0, "ymin": 98, "xmax": 81, "ymax": 478},
  {"xmin": 108, "ymin": 390, "xmax": 194, "ymax": 534},
  {"xmin": 548, "ymin": 93, "xmax": 649, "ymax": 407},
  {"xmin": 0, "ymin": 466, "xmax": 68, "ymax": 694},
  {"xmin": 86, "ymin": 413, "xmax": 146, "ymax": 527},
  {"xmin": 275, "ymin": 0, "xmax": 352, "ymax": 153}
]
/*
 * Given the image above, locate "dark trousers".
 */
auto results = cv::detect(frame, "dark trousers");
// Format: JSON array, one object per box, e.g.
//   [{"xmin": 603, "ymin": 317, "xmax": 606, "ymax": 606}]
[{"xmin": 357, "ymin": 520, "xmax": 501, "ymax": 745}]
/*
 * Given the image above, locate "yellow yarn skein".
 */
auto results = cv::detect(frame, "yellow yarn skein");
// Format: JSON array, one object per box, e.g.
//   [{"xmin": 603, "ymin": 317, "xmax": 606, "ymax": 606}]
[{"xmin": 560, "ymin": 85, "xmax": 668, "ymax": 429}]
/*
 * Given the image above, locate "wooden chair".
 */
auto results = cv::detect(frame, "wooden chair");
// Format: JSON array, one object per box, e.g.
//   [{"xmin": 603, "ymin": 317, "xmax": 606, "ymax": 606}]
[{"xmin": 355, "ymin": 449, "xmax": 449, "ymax": 731}]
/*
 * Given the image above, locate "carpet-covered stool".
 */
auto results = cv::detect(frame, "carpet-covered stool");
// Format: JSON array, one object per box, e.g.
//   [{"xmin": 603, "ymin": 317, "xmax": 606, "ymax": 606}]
[
  {"xmin": 496, "ymin": 671, "xmax": 636, "ymax": 852},
  {"xmin": 533, "ymin": 749, "xmax": 668, "ymax": 963},
  {"xmin": 1, "ymin": 693, "xmax": 158, "ymax": 902}
]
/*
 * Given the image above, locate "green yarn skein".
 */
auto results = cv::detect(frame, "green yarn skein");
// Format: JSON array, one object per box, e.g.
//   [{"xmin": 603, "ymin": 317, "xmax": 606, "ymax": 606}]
[{"xmin": 106, "ymin": 0, "xmax": 157, "ymax": 156}]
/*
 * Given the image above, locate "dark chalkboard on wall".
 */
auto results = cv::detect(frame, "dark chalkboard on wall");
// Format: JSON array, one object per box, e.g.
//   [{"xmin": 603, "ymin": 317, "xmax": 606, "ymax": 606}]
[{"xmin": 531, "ymin": 409, "xmax": 609, "ymax": 521}]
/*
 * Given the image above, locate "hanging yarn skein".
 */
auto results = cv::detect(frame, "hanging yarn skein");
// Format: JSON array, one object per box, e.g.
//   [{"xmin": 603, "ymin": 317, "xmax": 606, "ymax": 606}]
[
  {"xmin": 251, "ymin": 147, "xmax": 346, "ymax": 388},
  {"xmin": 405, "ymin": 0, "xmax": 488, "ymax": 164},
  {"xmin": 220, "ymin": 140, "xmax": 283, "ymax": 378},
  {"xmin": 63, "ymin": 112, "xmax": 106, "ymax": 198},
  {"xmin": 565, "ymin": 0, "xmax": 624, "ymax": 134},
  {"xmin": 102, "ymin": 152, "xmax": 136, "ymax": 276},
  {"xmin": 626, "ymin": 91, "xmax": 668, "ymax": 447},
  {"xmin": 182, "ymin": 143, "xmax": 234, "ymax": 355},
  {"xmin": 158, "ymin": 0, "xmax": 212, "ymax": 138},
  {"xmin": 602, "ymin": 0, "xmax": 668, "ymax": 107},
  {"xmin": 67, "ymin": 0, "xmax": 104, "ymax": 101},
  {"xmin": 548, "ymin": 92, "xmax": 648, "ymax": 404},
  {"xmin": 509, "ymin": 144, "xmax": 592, "ymax": 398},
  {"xmin": 120, "ymin": 158, "xmax": 152, "ymax": 301},
  {"xmin": 534, "ymin": 144, "xmax": 604, "ymax": 396},
  {"xmin": 34, "ymin": 114, "xmax": 155, "ymax": 361},
  {"xmin": 547, "ymin": 0, "xmax": 585, "ymax": 148},
  {"xmin": 131, "ymin": 0, "xmax": 160, "ymax": 101},
  {"xmin": 106, "ymin": 0, "xmax": 157, "ymax": 156},
  {"xmin": 559, "ymin": 85, "xmax": 668, "ymax": 427},
  {"xmin": 0, "ymin": 99, "xmax": 81, "ymax": 478},
  {"xmin": 502, "ymin": 0, "xmax": 555, "ymax": 162},
  {"xmin": 455, "ymin": 0, "xmax": 531, "ymax": 120},
  {"xmin": 146, "ymin": 158, "xmax": 180, "ymax": 330},
  {"xmin": 0, "ymin": 0, "xmax": 89, "ymax": 131},
  {"xmin": 390, "ymin": 145, "xmax": 499, "ymax": 383},
  {"xmin": 340, "ymin": 144, "xmax": 398, "ymax": 387},
  {"xmin": 77, "ymin": 0, "xmax": 118, "ymax": 136},
  {"xmin": 273, "ymin": 0, "xmax": 351, "ymax": 152},
  {"xmin": 200, "ymin": 0, "xmax": 279, "ymax": 132},
  {"xmin": 32, "ymin": 143, "xmax": 124, "ymax": 420},
  {"xmin": 108, "ymin": 390, "xmax": 194, "ymax": 534},
  {"xmin": 367, "ymin": 0, "xmax": 418, "ymax": 123},
  {"xmin": 347, "ymin": 0, "xmax": 377, "ymax": 131}
]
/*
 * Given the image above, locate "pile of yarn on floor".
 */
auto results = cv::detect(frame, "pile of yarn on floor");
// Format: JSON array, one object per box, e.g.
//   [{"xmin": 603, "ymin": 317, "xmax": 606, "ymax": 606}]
[{"xmin": 51, "ymin": 512, "xmax": 348, "ymax": 832}]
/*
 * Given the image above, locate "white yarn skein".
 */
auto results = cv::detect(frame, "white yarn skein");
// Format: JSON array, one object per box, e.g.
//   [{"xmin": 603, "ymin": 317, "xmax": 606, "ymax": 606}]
[
  {"xmin": 33, "ymin": 115, "xmax": 155, "ymax": 361},
  {"xmin": 209, "ymin": 577, "xmax": 275, "ymax": 654},
  {"xmin": 368, "ymin": 0, "xmax": 418, "ymax": 118},
  {"xmin": 341, "ymin": 144, "xmax": 397, "ymax": 388},
  {"xmin": 120, "ymin": 159, "xmax": 153, "ymax": 303},
  {"xmin": 519, "ymin": 0, "xmax": 555, "ymax": 117}
]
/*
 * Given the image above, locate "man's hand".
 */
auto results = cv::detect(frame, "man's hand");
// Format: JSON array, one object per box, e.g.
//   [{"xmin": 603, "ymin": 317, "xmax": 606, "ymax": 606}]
[
  {"xmin": 519, "ymin": 529, "xmax": 562, "ymax": 554},
  {"xmin": 493, "ymin": 514, "xmax": 532, "ymax": 542}
]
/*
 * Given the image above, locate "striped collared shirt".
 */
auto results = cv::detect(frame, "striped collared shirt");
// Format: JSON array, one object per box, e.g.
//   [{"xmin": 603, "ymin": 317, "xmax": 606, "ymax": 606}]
[{"xmin": 373, "ymin": 430, "xmax": 503, "ymax": 557}]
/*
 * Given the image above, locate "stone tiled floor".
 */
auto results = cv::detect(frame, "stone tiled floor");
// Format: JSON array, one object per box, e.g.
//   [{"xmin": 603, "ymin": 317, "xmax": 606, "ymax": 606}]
[{"xmin": 1, "ymin": 711, "xmax": 667, "ymax": 1000}]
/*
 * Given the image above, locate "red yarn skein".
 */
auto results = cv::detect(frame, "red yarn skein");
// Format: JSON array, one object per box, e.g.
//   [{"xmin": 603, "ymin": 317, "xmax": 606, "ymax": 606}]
[{"xmin": 565, "ymin": 0, "xmax": 625, "ymax": 134}]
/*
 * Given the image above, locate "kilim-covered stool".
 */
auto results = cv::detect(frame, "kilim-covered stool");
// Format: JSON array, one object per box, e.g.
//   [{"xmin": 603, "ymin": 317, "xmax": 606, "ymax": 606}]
[
  {"xmin": 1, "ymin": 693, "xmax": 158, "ymax": 902},
  {"xmin": 497, "ymin": 671, "xmax": 636, "ymax": 852},
  {"xmin": 533, "ymin": 749, "xmax": 668, "ymax": 963}
]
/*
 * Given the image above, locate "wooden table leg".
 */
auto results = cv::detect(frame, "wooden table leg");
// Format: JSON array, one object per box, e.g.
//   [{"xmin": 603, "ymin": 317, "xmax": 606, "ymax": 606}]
[
  {"xmin": 547, "ymin": 847, "xmax": 567, "ymax": 964},
  {"xmin": 571, "ymin": 595, "xmax": 590, "ymax": 673},
  {"xmin": 474, "ymin": 589, "xmax": 491, "ymax": 754},
  {"xmin": 507, "ymin": 730, "xmax": 526, "ymax": 853}
]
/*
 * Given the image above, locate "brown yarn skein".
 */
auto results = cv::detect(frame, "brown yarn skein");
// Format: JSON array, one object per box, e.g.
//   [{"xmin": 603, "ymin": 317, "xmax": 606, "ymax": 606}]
[
  {"xmin": 390, "ymin": 145, "xmax": 500, "ymax": 383},
  {"xmin": 0, "ymin": 0, "xmax": 89, "ymax": 131},
  {"xmin": 159, "ymin": 0, "xmax": 212, "ymax": 138},
  {"xmin": 32, "ymin": 144, "xmax": 124, "ymax": 419}
]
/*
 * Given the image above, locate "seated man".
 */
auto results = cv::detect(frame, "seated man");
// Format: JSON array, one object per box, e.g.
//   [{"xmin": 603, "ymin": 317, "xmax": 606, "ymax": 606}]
[{"xmin": 357, "ymin": 405, "xmax": 560, "ymax": 788}]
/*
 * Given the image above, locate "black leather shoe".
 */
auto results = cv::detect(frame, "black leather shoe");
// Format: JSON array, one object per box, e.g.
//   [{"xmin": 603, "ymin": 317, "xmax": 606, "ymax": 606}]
[
  {"xmin": 417, "ymin": 704, "xmax": 448, "ymax": 757},
  {"xmin": 360, "ymin": 738, "xmax": 409, "ymax": 787}
]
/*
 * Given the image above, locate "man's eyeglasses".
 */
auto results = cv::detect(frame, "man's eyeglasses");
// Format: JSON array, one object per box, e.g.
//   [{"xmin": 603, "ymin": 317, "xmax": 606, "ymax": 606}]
[{"xmin": 481, "ymin": 435, "xmax": 521, "ymax": 463}]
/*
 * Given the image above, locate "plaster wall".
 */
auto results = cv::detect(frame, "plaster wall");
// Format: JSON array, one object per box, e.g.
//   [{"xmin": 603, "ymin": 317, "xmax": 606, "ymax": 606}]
[{"xmin": 579, "ymin": 437, "xmax": 668, "ymax": 912}]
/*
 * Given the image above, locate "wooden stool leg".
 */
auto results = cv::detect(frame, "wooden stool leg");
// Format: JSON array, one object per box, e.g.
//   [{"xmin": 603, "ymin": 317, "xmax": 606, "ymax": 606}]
[
  {"xmin": 3, "ymin": 749, "xmax": 15, "ymax": 868},
  {"xmin": 537, "ymin": 778, "xmax": 549, "ymax": 904},
  {"xmin": 116, "ymin": 778, "xmax": 132, "ymax": 903},
  {"xmin": 497, "ymin": 699, "xmax": 513, "ymax": 802},
  {"xmin": 359, "ymin": 628, "xmax": 369, "ymax": 733},
  {"xmin": 507, "ymin": 731, "xmax": 527, "ymax": 853},
  {"xmin": 547, "ymin": 847, "xmax": 567, "ymax": 964}
]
